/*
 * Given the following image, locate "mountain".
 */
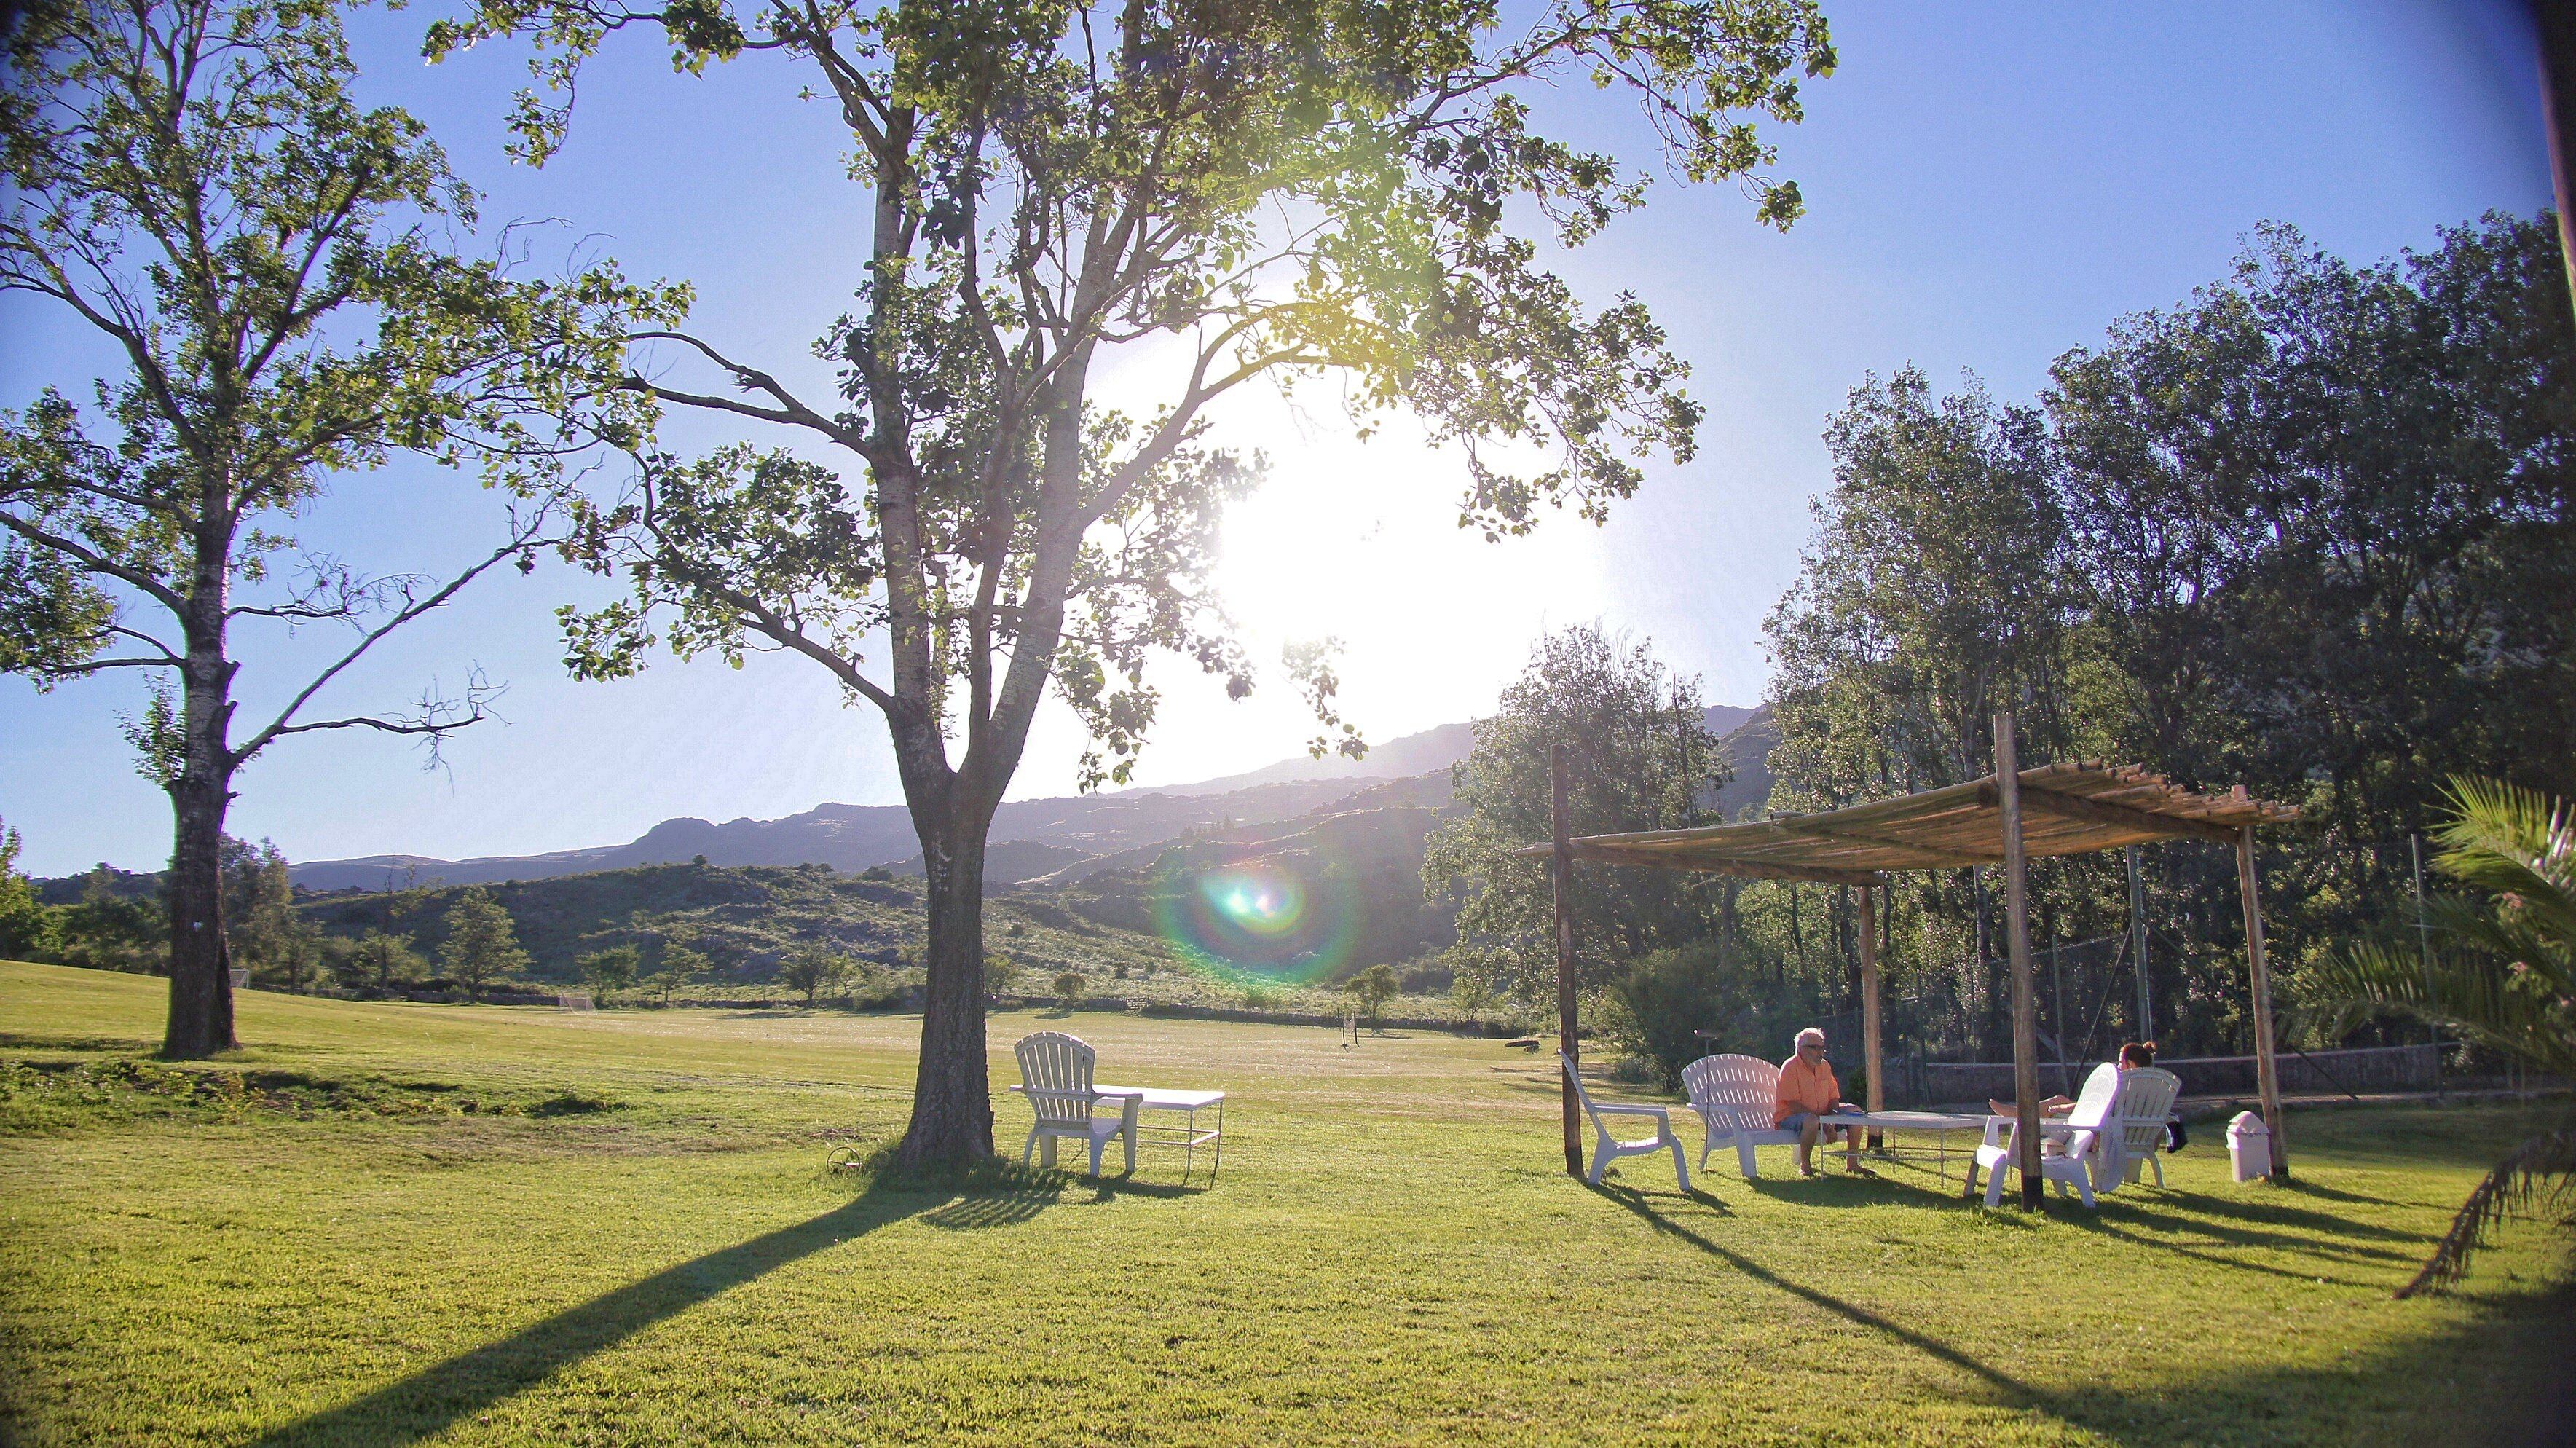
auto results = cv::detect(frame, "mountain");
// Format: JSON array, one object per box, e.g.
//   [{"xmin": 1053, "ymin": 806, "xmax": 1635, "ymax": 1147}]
[
  {"xmin": 1710, "ymin": 705, "xmax": 1777, "ymax": 820},
  {"xmin": 283, "ymin": 701, "xmax": 1768, "ymax": 892}
]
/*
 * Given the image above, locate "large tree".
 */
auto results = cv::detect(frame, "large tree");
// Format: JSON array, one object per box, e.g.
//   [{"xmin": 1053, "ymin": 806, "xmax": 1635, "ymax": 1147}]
[
  {"xmin": 0, "ymin": 0, "xmax": 677, "ymax": 1055},
  {"xmin": 438, "ymin": 0, "xmax": 1835, "ymax": 1162},
  {"xmin": 1422, "ymin": 623, "xmax": 1729, "ymax": 1006}
]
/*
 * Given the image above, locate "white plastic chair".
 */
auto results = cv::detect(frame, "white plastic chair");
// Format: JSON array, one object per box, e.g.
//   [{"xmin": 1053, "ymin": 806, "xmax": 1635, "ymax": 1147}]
[
  {"xmin": 1561, "ymin": 1054, "xmax": 1690, "ymax": 1191},
  {"xmin": 1970, "ymin": 1063, "xmax": 2120, "ymax": 1208},
  {"xmin": 2087, "ymin": 1066, "xmax": 2182, "ymax": 1193},
  {"xmin": 1014, "ymin": 1031, "xmax": 1135, "ymax": 1178},
  {"xmin": 1680, "ymin": 1053, "xmax": 1804, "ymax": 1178}
]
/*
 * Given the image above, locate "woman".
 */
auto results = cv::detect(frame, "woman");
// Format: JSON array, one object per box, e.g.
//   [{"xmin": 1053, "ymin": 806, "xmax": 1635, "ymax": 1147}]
[{"xmin": 1988, "ymin": 1041, "xmax": 2159, "ymax": 1119}]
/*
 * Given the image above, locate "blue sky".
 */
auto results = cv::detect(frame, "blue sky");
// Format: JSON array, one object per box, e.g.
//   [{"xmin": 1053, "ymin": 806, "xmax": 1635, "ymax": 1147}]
[{"xmin": 0, "ymin": 0, "xmax": 2553, "ymax": 877}]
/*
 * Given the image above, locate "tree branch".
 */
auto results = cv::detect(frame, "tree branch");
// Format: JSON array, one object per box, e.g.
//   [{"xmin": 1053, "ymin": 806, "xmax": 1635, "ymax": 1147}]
[
  {"xmin": 230, "ymin": 515, "xmax": 551, "ymax": 768},
  {"xmin": 0, "ymin": 512, "xmax": 187, "ymax": 613}
]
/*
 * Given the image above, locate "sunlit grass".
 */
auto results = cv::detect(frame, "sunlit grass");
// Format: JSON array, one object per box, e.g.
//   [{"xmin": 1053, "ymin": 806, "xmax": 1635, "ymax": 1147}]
[{"xmin": 0, "ymin": 958, "xmax": 2567, "ymax": 1446}]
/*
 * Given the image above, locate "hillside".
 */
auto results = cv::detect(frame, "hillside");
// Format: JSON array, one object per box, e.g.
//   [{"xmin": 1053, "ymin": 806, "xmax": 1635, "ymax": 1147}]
[
  {"xmin": 295, "ymin": 862, "xmax": 1208, "ymax": 1001},
  {"xmin": 282, "ymin": 703, "xmax": 1762, "ymax": 892}
]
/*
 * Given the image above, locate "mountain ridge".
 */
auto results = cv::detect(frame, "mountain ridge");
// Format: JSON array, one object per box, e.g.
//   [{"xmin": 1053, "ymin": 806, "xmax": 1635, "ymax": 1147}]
[{"xmin": 280, "ymin": 704, "xmax": 1767, "ymax": 892}]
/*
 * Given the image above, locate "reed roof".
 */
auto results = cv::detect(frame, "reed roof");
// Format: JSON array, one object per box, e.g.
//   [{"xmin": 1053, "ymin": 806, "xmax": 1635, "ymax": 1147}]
[{"xmin": 1514, "ymin": 761, "xmax": 2300, "ymax": 886}]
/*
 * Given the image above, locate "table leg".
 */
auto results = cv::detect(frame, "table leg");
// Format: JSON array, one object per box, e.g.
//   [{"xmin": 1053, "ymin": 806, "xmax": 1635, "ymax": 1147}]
[{"xmin": 1122, "ymin": 1097, "xmax": 1141, "ymax": 1174}]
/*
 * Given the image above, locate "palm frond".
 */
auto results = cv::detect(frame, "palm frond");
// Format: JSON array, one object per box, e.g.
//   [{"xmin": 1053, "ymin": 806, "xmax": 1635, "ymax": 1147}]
[
  {"xmin": 2307, "ymin": 940, "xmax": 2576, "ymax": 1079},
  {"xmin": 2434, "ymin": 778, "xmax": 2576, "ymax": 952},
  {"xmin": 2396, "ymin": 1127, "xmax": 2576, "ymax": 1298}
]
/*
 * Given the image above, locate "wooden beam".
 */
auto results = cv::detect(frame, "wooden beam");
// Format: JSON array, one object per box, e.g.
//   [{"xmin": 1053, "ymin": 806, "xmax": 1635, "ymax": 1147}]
[
  {"xmin": 1552, "ymin": 745, "xmax": 1581, "ymax": 1179},
  {"xmin": 1564, "ymin": 844, "xmax": 1887, "ymax": 887},
  {"xmin": 1794, "ymin": 819, "xmax": 1998, "ymax": 868},
  {"xmin": 1859, "ymin": 882, "xmax": 1884, "ymax": 1150},
  {"xmin": 1980, "ymin": 779, "xmax": 2241, "ymax": 845},
  {"xmin": 1996, "ymin": 712, "xmax": 2044, "ymax": 1209},
  {"xmin": 2237, "ymin": 825, "xmax": 2289, "ymax": 1179}
]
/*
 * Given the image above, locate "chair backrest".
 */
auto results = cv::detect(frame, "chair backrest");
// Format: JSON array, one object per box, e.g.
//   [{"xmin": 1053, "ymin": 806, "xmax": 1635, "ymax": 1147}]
[
  {"xmin": 1015, "ymin": 1031, "xmax": 1099, "ymax": 1126},
  {"xmin": 1682, "ymin": 1053, "xmax": 1779, "ymax": 1134},
  {"xmin": 2109, "ymin": 1066, "xmax": 2182, "ymax": 1165},
  {"xmin": 2064, "ymin": 1062, "xmax": 2122, "ymax": 1131},
  {"xmin": 1560, "ymin": 1053, "xmax": 1614, "ymax": 1129}
]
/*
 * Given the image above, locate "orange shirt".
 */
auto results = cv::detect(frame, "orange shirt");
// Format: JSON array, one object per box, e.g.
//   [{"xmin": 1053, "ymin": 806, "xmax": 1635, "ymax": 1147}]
[{"xmin": 1773, "ymin": 1053, "xmax": 1841, "ymax": 1125}]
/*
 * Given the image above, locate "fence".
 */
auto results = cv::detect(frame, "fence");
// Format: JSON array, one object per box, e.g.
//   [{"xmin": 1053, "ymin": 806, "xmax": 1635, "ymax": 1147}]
[{"xmin": 1891, "ymin": 1043, "xmax": 2441, "ymax": 1108}]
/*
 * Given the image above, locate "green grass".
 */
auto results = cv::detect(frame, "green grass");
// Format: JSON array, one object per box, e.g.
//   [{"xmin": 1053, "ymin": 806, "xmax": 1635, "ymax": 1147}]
[{"xmin": 1, "ymin": 958, "xmax": 2567, "ymax": 1447}]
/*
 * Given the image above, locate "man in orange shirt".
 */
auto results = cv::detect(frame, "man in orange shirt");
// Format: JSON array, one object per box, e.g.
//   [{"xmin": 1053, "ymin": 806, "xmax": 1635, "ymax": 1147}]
[{"xmin": 1774, "ymin": 1027, "xmax": 1870, "ymax": 1177}]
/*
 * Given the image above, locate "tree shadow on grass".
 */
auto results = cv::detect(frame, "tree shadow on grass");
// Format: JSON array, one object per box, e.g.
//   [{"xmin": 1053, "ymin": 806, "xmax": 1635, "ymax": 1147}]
[
  {"xmin": 2114, "ymin": 1187, "xmax": 2425, "ymax": 1244},
  {"xmin": 245, "ymin": 1164, "xmax": 1049, "ymax": 1448},
  {"xmin": 2269, "ymin": 1176, "xmax": 2407, "ymax": 1209},
  {"xmin": 914, "ymin": 1170, "xmax": 1198, "ymax": 1228},
  {"xmin": 1588, "ymin": 1184, "xmax": 2576, "ymax": 1445},
  {"xmin": 0, "ymin": 1031, "xmax": 156, "ymax": 1053},
  {"xmin": 1586, "ymin": 1182, "xmax": 2051, "ymax": 1410}
]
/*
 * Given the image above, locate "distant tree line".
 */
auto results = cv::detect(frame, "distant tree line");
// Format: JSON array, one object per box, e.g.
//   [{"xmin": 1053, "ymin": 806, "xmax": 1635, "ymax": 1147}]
[
  {"xmin": 1762, "ymin": 211, "xmax": 2573, "ymax": 1063},
  {"xmin": 1433, "ymin": 213, "xmax": 2576, "ymax": 1082}
]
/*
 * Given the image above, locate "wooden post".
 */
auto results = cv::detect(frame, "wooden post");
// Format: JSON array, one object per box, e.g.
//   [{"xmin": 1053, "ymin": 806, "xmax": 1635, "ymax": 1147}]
[
  {"xmin": 1552, "ymin": 744, "xmax": 1581, "ymax": 1179},
  {"xmin": 2236, "ymin": 822, "xmax": 2289, "ymax": 1179},
  {"xmin": 1995, "ymin": 710, "xmax": 2044, "ymax": 1208},
  {"xmin": 2127, "ymin": 843, "xmax": 2153, "ymax": 1042},
  {"xmin": 1859, "ymin": 882, "xmax": 1884, "ymax": 1149}
]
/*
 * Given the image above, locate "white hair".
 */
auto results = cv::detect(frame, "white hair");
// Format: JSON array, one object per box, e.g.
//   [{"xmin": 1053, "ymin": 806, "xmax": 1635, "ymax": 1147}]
[{"xmin": 1794, "ymin": 1027, "xmax": 1827, "ymax": 1050}]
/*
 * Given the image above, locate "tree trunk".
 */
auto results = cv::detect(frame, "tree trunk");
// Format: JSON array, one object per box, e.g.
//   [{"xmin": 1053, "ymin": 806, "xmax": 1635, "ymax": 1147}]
[
  {"xmin": 161, "ymin": 653, "xmax": 237, "ymax": 1058},
  {"xmin": 895, "ymin": 794, "xmax": 997, "ymax": 1168}
]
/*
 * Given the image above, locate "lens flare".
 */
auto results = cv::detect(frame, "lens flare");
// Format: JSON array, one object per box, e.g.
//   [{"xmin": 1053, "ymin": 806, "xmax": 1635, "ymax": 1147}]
[{"xmin": 1147, "ymin": 863, "xmax": 1359, "ymax": 986}]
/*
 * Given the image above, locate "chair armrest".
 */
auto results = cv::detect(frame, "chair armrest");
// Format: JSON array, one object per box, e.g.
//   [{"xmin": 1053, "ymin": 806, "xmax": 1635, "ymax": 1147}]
[{"xmin": 1590, "ymin": 1103, "xmax": 1670, "ymax": 1119}]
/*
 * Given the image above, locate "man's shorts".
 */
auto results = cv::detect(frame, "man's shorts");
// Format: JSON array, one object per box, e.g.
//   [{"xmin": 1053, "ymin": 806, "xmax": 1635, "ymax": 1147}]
[{"xmin": 1778, "ymin": 1112, "xmax": 1859, "ymax": 1136}]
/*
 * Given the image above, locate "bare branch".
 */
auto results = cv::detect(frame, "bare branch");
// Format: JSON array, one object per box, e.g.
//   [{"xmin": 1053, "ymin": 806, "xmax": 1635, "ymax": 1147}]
[{"xmin": 230, "ymin": 514, "xmax": 554, "ymax": 767}]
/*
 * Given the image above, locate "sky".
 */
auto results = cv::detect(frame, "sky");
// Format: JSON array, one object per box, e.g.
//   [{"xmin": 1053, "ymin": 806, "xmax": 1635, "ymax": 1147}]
[{"xmin": 0, "ymin": 0, "xmax": 2555, "ymax": 878}]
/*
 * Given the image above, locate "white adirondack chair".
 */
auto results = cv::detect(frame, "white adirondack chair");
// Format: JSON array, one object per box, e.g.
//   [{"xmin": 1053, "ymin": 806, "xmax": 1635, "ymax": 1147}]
[
  {"xmin": 2085, "ymin": 1066, "xmax": 2182, "ymax": 1193},
  {"xmin": 1014, "ymin": 1031, "xmax": 1135, "ymax": 1178},
  {"xmin": 1561, "ymin": 1054, "xmax": 1690, "ymax": 1191},
  {"xmin": 1681, "ymin": 1053, "xmax": 1805, "ymax": 1179},
  {"xmin": 1970, "ymin": 1062, "xmax": 2121, "ymax": 1208}
]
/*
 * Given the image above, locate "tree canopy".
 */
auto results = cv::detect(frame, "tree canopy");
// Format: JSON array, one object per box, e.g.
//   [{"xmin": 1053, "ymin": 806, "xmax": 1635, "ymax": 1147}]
[
  {"xmin": 431, "ymin": 0, "xmax": 1834, "ymax": 1162},
  {"xmin": 1423, "ymin": 623, "xmax": 1730, "ymax": 1005},
  {"xmin": 1761, "ymin": 212, "xmax": 2576, "ymax": 1061},
  {"xmin": 0, "ymin": 0, "xmax": 678, "ymax": 1055}
]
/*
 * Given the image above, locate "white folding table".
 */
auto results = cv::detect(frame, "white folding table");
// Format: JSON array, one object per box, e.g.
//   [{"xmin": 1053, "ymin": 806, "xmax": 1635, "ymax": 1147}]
[
  {"xmin": 1093, "ymin": 1084, "xmax": 1226, "ymax": 1180},
  {"xmin": 1816, "ymin": 1110, "xmax": 1993, "ymax": 1183},
  {"xmin": 1008, "ymin": 1082, "xmax": 1226, "ymax": 1179}
]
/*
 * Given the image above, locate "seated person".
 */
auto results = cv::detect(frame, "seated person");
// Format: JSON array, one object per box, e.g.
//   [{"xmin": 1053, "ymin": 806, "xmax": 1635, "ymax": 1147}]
[
  {"xmin": 1774, "ymin": 1026, "xmax": 1870, "ymax": 1177},
  {"xmin": 1989, "ymin": 1040, "xmax": 2160, "ymax": 1122}
]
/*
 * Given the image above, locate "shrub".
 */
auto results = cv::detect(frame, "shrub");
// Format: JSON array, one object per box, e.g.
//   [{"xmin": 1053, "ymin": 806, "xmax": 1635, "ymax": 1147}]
[
  {"xmin": 1052, "ymin": 970, "xmax": 1085, "ymax": 1001},
  {"xmin": 577, "ymin": 945, "xmax": 642, "ymax": 1004},
  {"xmin": 1344, "ymin": 963, "xmax": 1400, "ymax": 1028},
  {"xmin": 1603, "ymin": 943, "xmax": 1750, "ymax": 1089},
  {"xmin": 777, "ymin": 947, "xmax": 848, "ymax": 1007}
]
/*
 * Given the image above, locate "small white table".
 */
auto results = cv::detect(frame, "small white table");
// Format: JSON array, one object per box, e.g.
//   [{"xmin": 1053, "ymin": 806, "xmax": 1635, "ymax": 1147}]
[
  {"xmin": 1817, "ymin": 1110, "xmax": 1992, "ymax": 1182},
  {"xmin": 1009, "ymin": 1084, "xmax": 1226, "ymax": 1179},
  {"xmin": 1095, "ymin": 1085, "xmax": 1226, "ymax": 1180}
]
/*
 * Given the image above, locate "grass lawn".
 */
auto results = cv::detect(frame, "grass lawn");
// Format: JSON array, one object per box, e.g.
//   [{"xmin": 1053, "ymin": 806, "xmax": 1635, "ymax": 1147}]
[{"xmin": 1, "ymin": 959, "xmax": 2568, "ymax": 1447}]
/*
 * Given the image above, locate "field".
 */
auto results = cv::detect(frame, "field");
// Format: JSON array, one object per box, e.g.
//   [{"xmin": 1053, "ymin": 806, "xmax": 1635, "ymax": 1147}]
[{"xmin": 1, "ymin": 959, "xmax": 2568, "ymax": 1447}]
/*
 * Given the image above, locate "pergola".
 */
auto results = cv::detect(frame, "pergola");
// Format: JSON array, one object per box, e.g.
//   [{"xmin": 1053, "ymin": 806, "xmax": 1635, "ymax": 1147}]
[{"xmin": 1521, "ymin": 720, "xmax": 2301, "ymax": 1207}]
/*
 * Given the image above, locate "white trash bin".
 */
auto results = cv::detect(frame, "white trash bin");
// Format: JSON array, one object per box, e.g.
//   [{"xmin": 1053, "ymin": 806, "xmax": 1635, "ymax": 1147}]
[{"xmin": 2226, "ymin": 1110, "xmax": 2271, "ymax": 1181}]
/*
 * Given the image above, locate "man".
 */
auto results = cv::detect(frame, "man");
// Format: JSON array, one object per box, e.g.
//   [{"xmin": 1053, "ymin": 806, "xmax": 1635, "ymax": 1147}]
[{"xmin": 1774, "ymin": 1026, "xmax": 1871, "ymax": 1177}]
